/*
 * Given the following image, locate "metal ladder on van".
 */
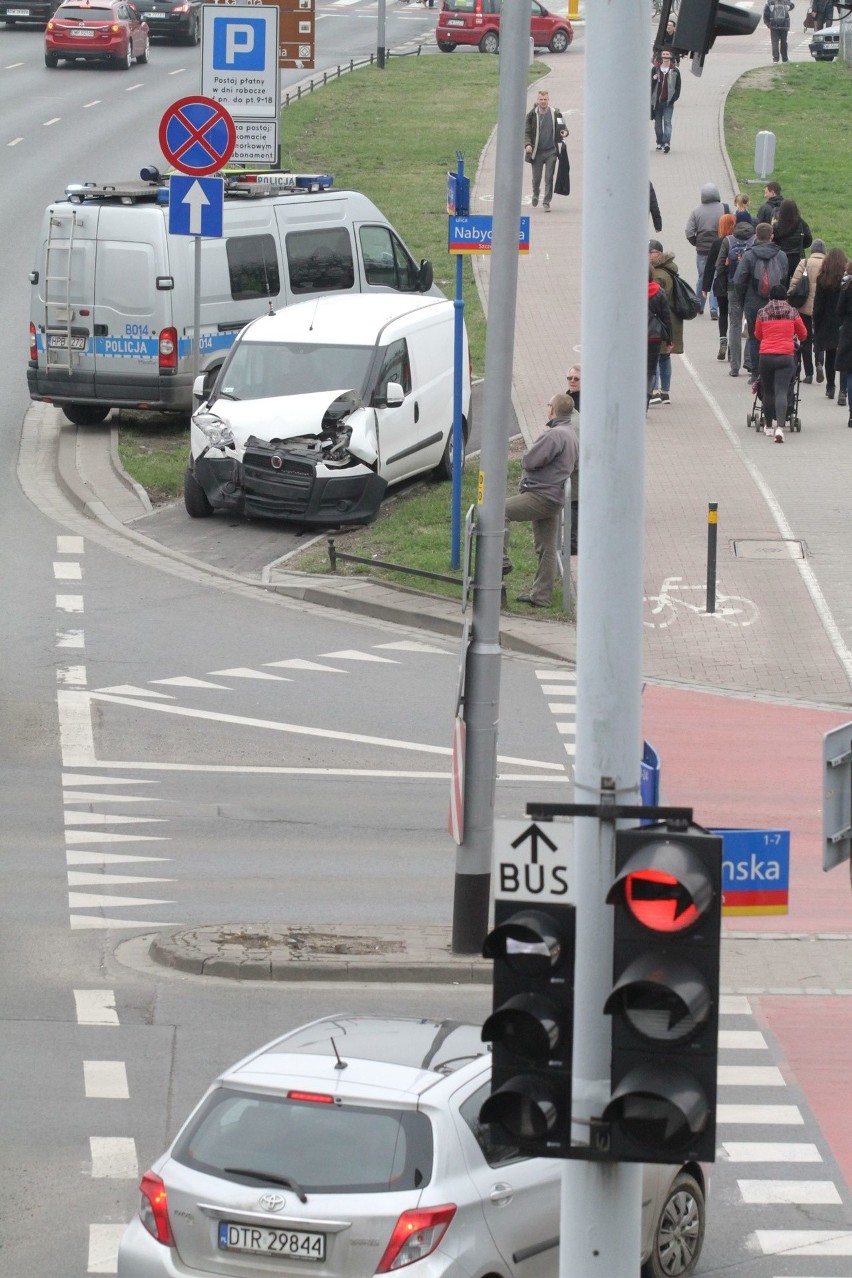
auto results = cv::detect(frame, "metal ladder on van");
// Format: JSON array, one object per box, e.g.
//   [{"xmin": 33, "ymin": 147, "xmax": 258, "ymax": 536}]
[{"xmin": 43, "ymin": 208, "xmax": 79, "ymax": 374}]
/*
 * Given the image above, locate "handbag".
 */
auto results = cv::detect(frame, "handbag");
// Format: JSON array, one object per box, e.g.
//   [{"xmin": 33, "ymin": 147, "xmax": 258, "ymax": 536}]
[
  {"xmin": 669, "ymin": 272, "xmax": 700, "ymax": 321},
  {"xmin": 804, "ymin": 9, "xmax": 816, "ymax": 28},
  {"xmin": 787, "ymin": 262, "xmax": 809, "ymax": 309}
]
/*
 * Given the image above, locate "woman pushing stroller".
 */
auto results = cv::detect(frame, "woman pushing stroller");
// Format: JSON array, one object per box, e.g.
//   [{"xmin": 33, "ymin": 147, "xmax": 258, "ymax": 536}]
[{"xmin": 754, "ymin": 284, "xmax": 807, "ymax": 442}]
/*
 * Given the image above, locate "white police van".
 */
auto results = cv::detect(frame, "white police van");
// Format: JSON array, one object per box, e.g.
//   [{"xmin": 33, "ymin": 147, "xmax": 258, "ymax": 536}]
[{"xmin": 27, "ymin": 171, "xmax": 437, "ymax": 426}]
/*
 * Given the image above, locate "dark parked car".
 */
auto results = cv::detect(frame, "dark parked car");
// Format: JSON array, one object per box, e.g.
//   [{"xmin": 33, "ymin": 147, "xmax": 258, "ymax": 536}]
[
  {"xmin": 137, "ymin": 0, "xmax": 200, "ymax": 46},
  {"xmin": 1, "ymin": 0, "xmax": 61, "ymax": 26}
]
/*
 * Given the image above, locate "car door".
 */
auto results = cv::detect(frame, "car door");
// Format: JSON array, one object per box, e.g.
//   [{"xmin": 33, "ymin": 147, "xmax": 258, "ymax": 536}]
[
  {"xmin": 530, "ymin": 1, "xmax": 549, "ymax": 46},
  {"xmin": 125, "ymin": 1, "xmax": 143, "ymax": 51},
  {"xmin": 451, "ymin": 1080, "xmax": 560, "ymax": 1278}
]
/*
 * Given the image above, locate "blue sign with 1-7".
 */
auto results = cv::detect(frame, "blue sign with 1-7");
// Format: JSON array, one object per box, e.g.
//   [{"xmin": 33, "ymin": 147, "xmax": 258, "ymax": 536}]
[{"xmin": 169, "ymin": 176, "xmax": 224, "ymax": 239}]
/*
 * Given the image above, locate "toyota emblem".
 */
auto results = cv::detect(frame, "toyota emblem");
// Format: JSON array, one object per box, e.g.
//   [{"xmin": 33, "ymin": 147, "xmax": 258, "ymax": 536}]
[
  {"xmin": 259, "ymin": 1192, "xmax": 286, "ymax": 1212},
  {"xmin": 271, "ymin": 453, "xmax": 283, "ymax": 470}
]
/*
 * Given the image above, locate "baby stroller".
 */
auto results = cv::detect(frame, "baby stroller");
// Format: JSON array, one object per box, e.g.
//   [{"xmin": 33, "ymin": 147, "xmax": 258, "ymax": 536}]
[{"xmin": 746, "ymin": 342, "xmax": 802, "ymax": 434}]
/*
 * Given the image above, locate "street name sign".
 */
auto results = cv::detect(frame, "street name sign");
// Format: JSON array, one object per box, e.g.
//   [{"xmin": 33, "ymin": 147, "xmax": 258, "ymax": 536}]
[
  {"xmin": 711, "ymin": 828, "xmax": 790, "ymax": 915},
  {"xmin": 168, "ymin": 176, "xmax": 225, "ymax": 238},
  {"xmin": 493, "ymin": 819, "xmax": 574, "ymax": 903},
  {"xmin": 159, "ymin": 97, "xmax": 236, "ymax": 176},
  {"xmin": 448, "ymin": 215, "xmax": 530, "ymax": 255}
]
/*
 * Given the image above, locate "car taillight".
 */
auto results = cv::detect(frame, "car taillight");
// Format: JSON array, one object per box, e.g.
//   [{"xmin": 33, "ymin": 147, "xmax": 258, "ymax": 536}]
[
  {"xmin": 159, "ymin": 327, "xmax": 177, "ymax": 370},
  {"xmin": 30, "ymin": 323, "xmax": 38, "ymax": 362},
  {"xmin": 376, "ymin": 1205, "xmax": 456, "ymax": 1273},
  {"xmin": 287, "ymin": 1090, "xmax": 334, "ymax": 1104},
  {"xmin": 46, "ymin": 18, "xmax": 54, "ymax": 28},
  {"xmin": 110, "ymin": 22, "xmax": 119, "ymax": 30},
  {"xmin": 173, "ymin": 3, "xmax": 190, "ymax": 10},
  {"xmin": 138, "ymin": 1171, "xmax": 175, "ymax": 1246}
]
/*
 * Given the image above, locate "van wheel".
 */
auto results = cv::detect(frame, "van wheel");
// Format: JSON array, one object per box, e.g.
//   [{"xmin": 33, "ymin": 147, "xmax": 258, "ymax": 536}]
[
  {"xmin": 437, "ymin": 40, "xmax": 456, "ymax": 52},
  {"xmin": 62, "ymin": 403, "xmax": 110, "ymax": 426},
  {"xmin": 643, "ymin": 1172, "xmax": 705, "ymax": 1278},
  {"xmin": 479, "ymin": 31, "xmax": 499, "ymax": 54},
  {"xmin": 435, "ymin": 424, "xmax": 465, "ymax": 482},
  {"xmin": 184, "ymin": 467, "xmax": 213, "ymax": 518}
]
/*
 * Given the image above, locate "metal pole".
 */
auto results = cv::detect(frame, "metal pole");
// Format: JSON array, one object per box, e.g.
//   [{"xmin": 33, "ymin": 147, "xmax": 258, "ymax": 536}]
[
  {"xmin": 192, "ymin": 234, "xmax": 201, "ymax": 385},
  {"xmin": 377, "ymin": 0, "xmax": 386, "ymax": 69},
  {"xmin": 561, "ymin": 477, "xmax": 573, "ymax": 614},
  {"xmin": 452, "ymin": 0, "xmax": 528, "ymax": 953},
  {"xmin": 451, "ymin": 153, "xmax": 465, "ymax": 572},
  {"xmin": 706, "ymin": 502, "xmax": 718, "ymax": 614},
  {"xmin": 559, "ymin": 0, "xmax": 648, "ymax": 1270}
]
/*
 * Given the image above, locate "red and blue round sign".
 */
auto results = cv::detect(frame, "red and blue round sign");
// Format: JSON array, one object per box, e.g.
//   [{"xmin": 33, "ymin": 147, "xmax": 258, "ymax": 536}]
[{"xmin": 159, "ymin": 96, "xmax": 236, "ymax": 177}]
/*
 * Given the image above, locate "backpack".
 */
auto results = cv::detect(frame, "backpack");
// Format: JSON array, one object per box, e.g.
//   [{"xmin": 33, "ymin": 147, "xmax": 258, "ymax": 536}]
[
  {"xmin": 756, "ymin": 251, "xmax": 786, "ymax": 297},
  {"xmin": 727, "ymin": 236, "xmax": 752, "ymax": 283},
  {"xmin": 768, "ymin": 0, "xmax": 789, "ymax": 26},
  {"xmin": 669, "ymin": 272, "xmax": 700, "ymax": 320}
]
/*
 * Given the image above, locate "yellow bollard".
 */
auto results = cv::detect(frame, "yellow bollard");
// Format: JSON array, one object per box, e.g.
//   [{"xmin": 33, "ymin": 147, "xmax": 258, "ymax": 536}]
[{"xmin": 568, "ymin": 0, "xmax": 580, "ymax": 20}]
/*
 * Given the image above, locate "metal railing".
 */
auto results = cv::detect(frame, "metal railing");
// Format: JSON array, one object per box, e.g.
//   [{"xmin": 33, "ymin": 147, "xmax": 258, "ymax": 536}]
[{"xmin": 282, "ymin": 45, "xmax": 423, "ymax": 108}]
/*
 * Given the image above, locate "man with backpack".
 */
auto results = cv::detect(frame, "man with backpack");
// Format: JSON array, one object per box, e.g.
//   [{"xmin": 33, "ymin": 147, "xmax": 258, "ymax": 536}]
[
  {"xmin": 733, "ymin": 223, "xmax": 790, "ymax": 379},
  {"xmin": 716, "ymin": 213, "xmax": 756, "ymax": 376},
  {"xmin": 764, "ymin": 0, "xmax": 795, "ymax": 63}
]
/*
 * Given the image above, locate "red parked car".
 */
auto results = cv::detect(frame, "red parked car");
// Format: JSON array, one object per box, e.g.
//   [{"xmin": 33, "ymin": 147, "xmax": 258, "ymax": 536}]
[
  {"xmin": 436, "ymin": 0, "xmax": 573, "ymax": 55},
  {"xmin": 45, "ymin": 0, "xmax": 149, "ymax": 68}
]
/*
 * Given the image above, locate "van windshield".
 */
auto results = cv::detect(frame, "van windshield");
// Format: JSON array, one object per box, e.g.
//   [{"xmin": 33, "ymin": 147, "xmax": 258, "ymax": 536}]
[{"xmin": 219, "ymin": 341, "xmax": 374, "ymax": 401}]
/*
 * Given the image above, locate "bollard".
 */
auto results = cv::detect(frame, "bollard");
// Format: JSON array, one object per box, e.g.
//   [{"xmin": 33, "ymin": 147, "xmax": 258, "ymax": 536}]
[
  {"xmin": 327, "ymin": 537, "xmax": 337, "ymax": 572},
  {"xmin": 706, "ymin": 502, "xmax": 717, "ymax": 614}
]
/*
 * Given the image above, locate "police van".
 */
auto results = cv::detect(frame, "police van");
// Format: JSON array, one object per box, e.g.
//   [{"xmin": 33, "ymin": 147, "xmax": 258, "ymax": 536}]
[{"xmin": 27, "ymin": 171, "xmax": 437, "ymax": 426}]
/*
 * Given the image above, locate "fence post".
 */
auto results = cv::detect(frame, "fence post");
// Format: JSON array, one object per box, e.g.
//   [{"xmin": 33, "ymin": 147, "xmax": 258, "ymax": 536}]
[{"xmin": 706, "ymin": 502, "xmax": 717, "ymax": 614}]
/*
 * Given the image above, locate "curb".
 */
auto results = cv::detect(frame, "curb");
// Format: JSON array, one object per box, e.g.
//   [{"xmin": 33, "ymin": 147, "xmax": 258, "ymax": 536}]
[{"xmin": 109, "ymin": 424, "xmax": 153, "ymax": 514}]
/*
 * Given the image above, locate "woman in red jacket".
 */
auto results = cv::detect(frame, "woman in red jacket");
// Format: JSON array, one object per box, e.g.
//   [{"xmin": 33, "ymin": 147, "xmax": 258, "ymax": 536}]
[{"xmin": 754, "ymin": 284, "xmax": 807, "ymax": 442}]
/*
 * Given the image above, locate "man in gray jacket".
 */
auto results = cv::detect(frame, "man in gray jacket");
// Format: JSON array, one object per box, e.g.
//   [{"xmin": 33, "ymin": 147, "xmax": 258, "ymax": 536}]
[
  {"xmin": 685, "ymin": 182, "xmax": 728, "ymax": 319},
  {"xmin": 504, "ymin": 393, "xmax": 579, "ymax": 608}
]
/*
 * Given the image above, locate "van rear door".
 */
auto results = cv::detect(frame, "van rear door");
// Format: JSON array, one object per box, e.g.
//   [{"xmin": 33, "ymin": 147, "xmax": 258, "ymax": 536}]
[{"xmin": 35, "ymin": 202, "xmax": 100, "ymax": 398}]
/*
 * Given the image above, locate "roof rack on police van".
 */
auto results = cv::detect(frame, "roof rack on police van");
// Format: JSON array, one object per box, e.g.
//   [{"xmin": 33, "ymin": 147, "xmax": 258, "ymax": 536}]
[
  {"xmin": 62, "ymin": 171, "xmax": 334, "ymax": 207},
  {"xmin": 64, "ymin": 180, "xmax": 165, "ymax": 205},
  {"xmin": 222, "ymin": 172, "xmax": 334, "ymax": 196}
]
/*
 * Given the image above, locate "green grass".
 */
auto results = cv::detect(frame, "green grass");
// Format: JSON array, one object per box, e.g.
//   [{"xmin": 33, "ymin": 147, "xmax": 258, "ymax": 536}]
[
  {"xmin": 116, "ymin": 416, "xmax": 188, "ymax": 504},
  {"xmin": 724, "ymin": 61, "xmax": 852, "ymax": 251}
]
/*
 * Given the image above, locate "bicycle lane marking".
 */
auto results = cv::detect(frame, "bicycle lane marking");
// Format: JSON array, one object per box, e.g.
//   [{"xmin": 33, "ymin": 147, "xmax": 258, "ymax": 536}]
[
  {"xmin": 681, "ymin": 352, "xmax": 852, "ymax": 689},
  {"xmin": 643, "ymin": 576, "xmax": 759, "ymax": 628}
]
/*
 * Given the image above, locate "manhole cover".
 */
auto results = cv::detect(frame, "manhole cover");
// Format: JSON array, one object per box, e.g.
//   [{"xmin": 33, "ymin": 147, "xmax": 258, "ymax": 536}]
[{"xmin": 733, "ymin": 539, "xmax": 804, "ymax": 560}]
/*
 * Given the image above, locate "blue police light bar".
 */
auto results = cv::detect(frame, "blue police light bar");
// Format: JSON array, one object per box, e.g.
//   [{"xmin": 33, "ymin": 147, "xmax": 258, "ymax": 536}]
[{"xmin": 224, "ymin": 173, "xmax": 334, "ymax": 191}]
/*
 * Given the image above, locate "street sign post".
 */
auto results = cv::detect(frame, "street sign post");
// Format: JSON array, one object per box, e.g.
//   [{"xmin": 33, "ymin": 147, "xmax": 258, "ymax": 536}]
[{"xmin": 159, "ymin": 96, "xmax": 236, "ymax": 176}]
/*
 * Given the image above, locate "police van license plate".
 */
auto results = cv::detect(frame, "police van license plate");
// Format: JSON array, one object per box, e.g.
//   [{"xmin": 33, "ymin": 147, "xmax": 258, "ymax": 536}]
[
  {"xmin": 218, "ymin": 1223, "xmax": 326, "ymax": 1260},
  {"xmin": 48, "ymin": 334, "xmax": 87, "ymax": 350}
]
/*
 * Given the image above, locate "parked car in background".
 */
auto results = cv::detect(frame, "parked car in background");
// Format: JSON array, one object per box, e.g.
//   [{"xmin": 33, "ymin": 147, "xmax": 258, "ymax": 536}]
[
  {"xmin": 436, "ymin": 0, "xmax": 573, "ymax": 54},
  {"xmin": 117, "ymin": 1015, "xmax": 707, "ymax": 1278},
  {"xmin": 44, "ymin": 0, "xmax": 149, "ymax": 67},
  {"xmin": 137, "ymin": 0, "xmax": 200, "ymax": 45},
  {"xmin": 808, "ymin": 22, "xmax": 840, "ymax": 60},
  {"xmin": 1, "ymin": 0, "xmax": 60, "ymax": 26}
]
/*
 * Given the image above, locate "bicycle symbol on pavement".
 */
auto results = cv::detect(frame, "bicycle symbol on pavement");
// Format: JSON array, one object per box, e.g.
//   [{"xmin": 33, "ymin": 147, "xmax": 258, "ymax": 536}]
[{"xmin": 643, "ymin": 576, "xmax": 759, "ymax": 629}]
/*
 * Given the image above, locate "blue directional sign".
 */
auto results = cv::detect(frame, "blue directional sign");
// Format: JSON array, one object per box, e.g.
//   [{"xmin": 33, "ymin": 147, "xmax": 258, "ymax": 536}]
[{"xmin": 168, "ymin": 176, "xmax": 224, "ymax": 239}]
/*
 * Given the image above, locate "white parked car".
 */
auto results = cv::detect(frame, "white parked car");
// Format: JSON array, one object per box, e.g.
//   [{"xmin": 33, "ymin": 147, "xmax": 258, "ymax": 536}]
[
  {"xmin": 117, "ymin": 1015, "xmax": 707, "ymax": 1278},
  {"xmin": 808, "ymin": 22, "xmax": 840, "ymax": 59},
  {"xmin": 184, "ymin": 294, "xmax": 471, "ymax": 527}
]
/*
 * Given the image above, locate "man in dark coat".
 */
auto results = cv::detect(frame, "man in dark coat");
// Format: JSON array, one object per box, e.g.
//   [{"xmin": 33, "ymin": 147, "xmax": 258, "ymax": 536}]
[
  {"xmin": 651, "ymin": 51, "xmax": 681, "ymax": 153},
  {"xmin": 733, "ymin": 223, "xmax": 789, "ymax": 377},
  {"xmin": 524, "ymin": 90, "xmax": 568, "ymax": 212},
  {"xmin": 764, "ymin": 0, "xmax": 795, "ymax": 63},
  {"xmin": 757, "ymin": 181, "xmax": 783, "ymax": 226}
]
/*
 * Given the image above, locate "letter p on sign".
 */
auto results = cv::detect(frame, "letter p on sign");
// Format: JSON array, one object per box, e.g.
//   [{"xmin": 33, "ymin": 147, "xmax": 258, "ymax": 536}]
[{"xmin": 214, "ymin": 18, "xmax": 265, "ymax": 69}]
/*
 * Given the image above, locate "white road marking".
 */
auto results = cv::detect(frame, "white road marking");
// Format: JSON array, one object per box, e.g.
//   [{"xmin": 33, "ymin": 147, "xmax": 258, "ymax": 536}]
[
  {"xmin": 264, "ymin": 659, "xmax": 344, "ymax": 672},
  {"xmin": 69, "ymin": 871, "xmax": 173, "ymax": 886},
  {"xmin": 718, "ymin": 1030, "xmax": 767, "ymax": 1049},
  {"xmin": 555, "ymin": 723, "xmax": 575, "ymax": 735},
  {"xmin": 69, "ymin": 891, "xmax": 174, "ymax": 908},
  {"xmin": 718, "ymin": 1066, "xmax": 786, "ymax": 1086},
  {"xmin": 722, "ymin": 1142, "xmax": 821, "ymax": 1162},
  {"xmin": 536, "ymin": 670, "xmax": 575, "ymax": 680},
  {"xmin": 63, "ymin": 774, "xmax": 159, "ymax": 786},
  {"xmin": 66, "ymin": 830, "xmax": 169, "ymax": 843},
  {"xmin": 57, "ymin": 536, "xmax": 84, "ymax": 553},
  {"xmin": 90, "ymin": 1136, "xmax": 138, "ymax": 1178},
  {"xmin": 757, "ymin": 1231, "xmax": 852, "ymax": 1255},
  {"xmin": 152, "ymin": 676, "xmax": 230, "ymax": 688},
  {"xmin": 319, "ymin": 649, "xmax": 398, "ymax": 662},
  {"xmin": 719, "ymin": 995, "xmax": 753, "ymax": 1014},
  {"xmin": 82, "ymin": 99, "xmax": 101, "ymax": 108},
  {"xmin": 5, "ymin": 62, "xmax": 24, "ymax": 68},
  {"xmin": 739, "ymin": 1180, "xmax": 841, "ymax": 1204},
  {"xmin": 168, "ymin": 67, "xmax": 186, "ymax": 74},
  {"xmin": 58, "ymin": 689, "xmax": 95, "ymax": 765},
  {"xmin": 87, "ymin": 690, "xmax": 564, "ymax": 768},
  {"xmin": 57, "ymin": 594, "xmax": 84, "ymax": 612},
  {"xmin": 74, "ymin": 990, "xmax": 119, "ymax": 1025},
  {"xmin": 43, "ymin": 117, "xmax": 61, "ymax": 127},
  {"xmin": 67, "ymin": 850, "xmax": 169, "ymax": 865},
  {"xmin": 375, "ymin": 641, "xmax": 451, "ymax": 654},
  {"xmin": 54, "ymin": 561, "xmax": 82, "ymax": 580},
  {"xmin": 87, "ymin": 1222, "xmax": 125, "ymax": 1272},
  {"xmin": 65, "ymin": 811, "xmax": 165, "ymax": 826},
  {"xmin": 64, "ymin": 791, "xmax": 159, "ymax": 804},
  {"xmin": 84, "ymin": 1060, "xmax": 129, "ymax": 1099},
  {"xmin": 72, "ymin": 914, "xmax": 171, "ymax": 929},
  {"xmin": 717, "ymin": 1104, "xmax": 803, "ymax": 1124},
  {"xmin": 60, "ymin": 759, "xmax": 565, "ymax": 780},
  {"xmin": 539, "ymin": 684, "xmax": 579, "ymax": 696},
  {"xmin": 58, "ymin": 665, "xmax": 87, "ymax": 687},
  {"xmin": 57, "ymin": 629, "xmax": 85, "ymax": 648},
  {"xmin": 125, "ymin": 82, "xmax": 143, "ymax": 91},
  {"xmin": 209, "ymin": 667, "xmax": 292, "ymax": 681},
  {"xmin": 548, "ymin": 701, "xmax": 576, "ymax": 713},
  {"xmin": 94, "ymin": 685, "xmax": 174, "ymax": 698},
  {"xmin": 7, "ymin": 138, "xmax": 23, "ymax": 146}
]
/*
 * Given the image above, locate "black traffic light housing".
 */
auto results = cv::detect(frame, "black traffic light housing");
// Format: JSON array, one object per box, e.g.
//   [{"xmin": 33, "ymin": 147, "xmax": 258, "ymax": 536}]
[
  {"xmin": 480, "ymin": 903, "xmax": 576, "ymax": 1158},
  {"xmin": 603, "ymin": 824, "xmax": 722, "ymax": 1164},
  {"xmin": 656, "ymin": 0, "xmax": 760, "ymax": 75}
]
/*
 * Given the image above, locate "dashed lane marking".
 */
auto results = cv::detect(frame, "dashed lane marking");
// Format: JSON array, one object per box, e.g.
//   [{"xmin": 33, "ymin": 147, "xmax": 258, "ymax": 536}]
[
  {"xmin": 57, "ymin": 629, "xmax": 85, "ymax": 647},
  {"xmin": 209, "ymin": 667, "xmax": 292, "ymax": 681},
  {"xmin": 739, "ymin": 1180, "xmax": 841, "ymax": 1204},
  {"xmin": 722, "ymin": 1142, "xmax": 822, "ymax": 1162},
  {"xmin": 87, "ymin": 1223, "xmax": 125, "ymax": 1272},
  {"xmin": 717, "ymin": 1104, "xmax": 804, "ymax": 1124},
  {"xmin": 756, "ymin": 1231, "xmax": 852, "ymax": 1256},
  {"xmin": 57, "ymin": 594, "xmax": 84, "ymax": 612},
  {"xmin": 54, "ymin": 560, "xmax": 82, "ymax": 579},
  {"xmin": 89, "ymin": 1137, "xmax": 138, "ymax": 1179},
  {"xmin": 74, "ymin": 990, "xmax": 119, "ymax": 1025},
  {"xmin": 84, "ymin": 1061, "xmax": 129, "ymax": 1100}
]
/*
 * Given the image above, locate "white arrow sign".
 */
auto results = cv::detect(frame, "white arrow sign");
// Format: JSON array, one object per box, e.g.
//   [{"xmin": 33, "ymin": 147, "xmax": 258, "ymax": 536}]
[{"xmin": 183, "ymin": 180, "xmax": 210, "ymax": 235}]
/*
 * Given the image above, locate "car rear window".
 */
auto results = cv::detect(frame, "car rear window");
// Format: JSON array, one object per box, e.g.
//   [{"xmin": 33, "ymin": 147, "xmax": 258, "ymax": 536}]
[
  {"xmin": 172, "ymin": 1088, "xmax": 433, "ymax": 1193},
  {"xmin": 58, "ymin": 5, "xmax": 115, "ymax": 17}
]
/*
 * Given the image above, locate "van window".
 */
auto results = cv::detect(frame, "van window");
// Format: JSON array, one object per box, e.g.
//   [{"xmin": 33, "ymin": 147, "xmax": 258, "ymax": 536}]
[
  {"xmin": 286, "ymin": 228, "xmax": 355, "ymax": 295},
  {"xmin": 225, "ymin": 234, "xmax": 281, "ymax": 302},
  {"xmin": 375, "ymin": 340, "xmax": 411, "ymax": 398},
  {"xmin": 360, "ymin": 226, "xmax": 418, "ymax": 292}
]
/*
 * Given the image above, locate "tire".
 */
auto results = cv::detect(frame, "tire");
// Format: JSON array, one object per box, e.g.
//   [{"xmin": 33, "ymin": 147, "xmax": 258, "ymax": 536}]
[
  {"xmin": 435, "ymin": 423, "xmax": 466, "ymax": 482},
  {"xmin": 62, "ymin": 403, "xmax": 110, "ymax": 426},
  {"xmin": 745, "ymin": 413, "xmax": 753, "ymax": 429},
  {"xmin": 184, "ymin": 12, "xmax": 199, "ymax": 45},
  {"xmin": 116, "ymin": 41, "xmax": 132, "ymax": 69},
  {"xmin": 136, "ymin": 34, "xmax": 149, "ymax": 63},
  {"xmin": 643, "ymin": 1172, "xmax": 705, "ymax": 1278},
  {"xmin": 436, "ymin": 40, "xmax": 456, "ymax": 52},
  {"xmin": 184, "ymin": 466, "xmax": 213, "ymax": 518},
  {"xmin": 549, "ymin": 29, "xmax": 569, "ymax": 53},
  {"xmin": 479, "ymin": 30, "xmax": 499, "ymax": 54},
  {"xmin": 45, "ymin": 51, "xmax": 59, "ymax": 66}
]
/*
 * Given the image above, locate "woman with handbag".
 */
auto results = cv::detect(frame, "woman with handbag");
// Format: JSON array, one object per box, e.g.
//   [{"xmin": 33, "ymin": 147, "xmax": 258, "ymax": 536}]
[
  {"xmin": 813, "ymin": 247, "xmax": 848, "ymax": 401},
  {"xmin": 787, "ymin": 239, "xmax": 825, "ymax": 382},
  {"xmin": 647, "ymin": 264, "xmax": 673, "ymax": 409}
]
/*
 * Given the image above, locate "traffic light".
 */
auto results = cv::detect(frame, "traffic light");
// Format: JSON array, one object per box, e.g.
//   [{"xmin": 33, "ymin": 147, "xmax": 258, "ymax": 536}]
[
  {"xmin": 667, "ymin": 0, "xmax": 760, "ymax": 74},
  {"xmin": 603, "ymin": 824, "xmax": 722, "ymax": 1164},
  {"xmin": 480, "ymin": 903, "xmax": 576, "ymax": 1158}
]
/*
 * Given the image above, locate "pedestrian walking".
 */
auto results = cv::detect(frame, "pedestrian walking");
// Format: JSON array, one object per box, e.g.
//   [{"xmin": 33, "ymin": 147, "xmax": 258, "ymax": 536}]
[
  {"xmin": 771, "ymin": 198, "xmax": 813, "ymax": 281},
  {"xmin": 566, "ymin": 365, "xmax": 581, "ymax": 411},
  {"xmin": 503, "ymin": 394, "xmax": 579, "ymax": 607},
  {"xmin": 786, "ymin": 239, "xmax": 826, "ymax": 382},
  {"xmin": 733, "ymin": 222, "xmax": 789, "ymax": 377},
  {"xmin": 685, "ymin": 183, "xmax": 728, "ymax": 318},
  {"xmin": 764, "ymin": 0, "xmax": 795, "ymax": 62},
  {"xmin": 734, "ymin": 193, "xmax": 757, "ymax": 226},
  {"xmin": 647, "ymin": 264, "xmax": 673, "ymax": 408},
  {"xmin": 812, "ymin": 246, "xmax": 848, "ymax": 401},
  {"xmin": 809, "ymin": 0, "xmax": 834, "ymax": 30},
  {"xmin": 651, "ymin": 50, "xmax": 681, "ymax": 153},
  {"xmin": 524, "ymin": 90, "xmax": 568, "ymax": 212},
  {"xmin": 702, "ymin": 213, "xmax": 736, "ymax": 361},
  {"xmin": 757, "ymin": 181, "xmax": 783, "ymax": 227},
  {"xmin": 718, "ymin": 213, "xmax": 756, "ymax": 375},
  {"xmin": 649, "ymin": 240, "xmax": 685, "ymax": 404},
  {"xmin": 835, "ymin": 263, "xmax": 852, "ymax": 425},
  {"xmin": 754, "ymin": 285, "xmax": 807, "ymax": 442}
]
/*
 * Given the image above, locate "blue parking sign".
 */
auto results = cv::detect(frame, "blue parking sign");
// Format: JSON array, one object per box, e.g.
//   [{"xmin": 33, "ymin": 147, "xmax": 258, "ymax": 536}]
[{"xmin": 213, "ymin": 17, "xmax": 266, "ymax": 69}]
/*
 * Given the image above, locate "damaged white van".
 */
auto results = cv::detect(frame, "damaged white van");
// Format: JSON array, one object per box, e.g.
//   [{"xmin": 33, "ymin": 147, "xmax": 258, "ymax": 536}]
[{"xmin": 184, "ymin": 293, "xmax": 471, "ymax": 526}]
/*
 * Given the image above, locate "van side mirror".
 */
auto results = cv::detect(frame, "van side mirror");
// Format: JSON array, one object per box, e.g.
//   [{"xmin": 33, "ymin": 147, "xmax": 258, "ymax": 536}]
[
  {"xmin": 417, "ymin": 258, "xmax": 434, "ymax": 293},
  {"xmin": 376, "ymin": 381, "xmax": 404, "ymax": 408}
]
